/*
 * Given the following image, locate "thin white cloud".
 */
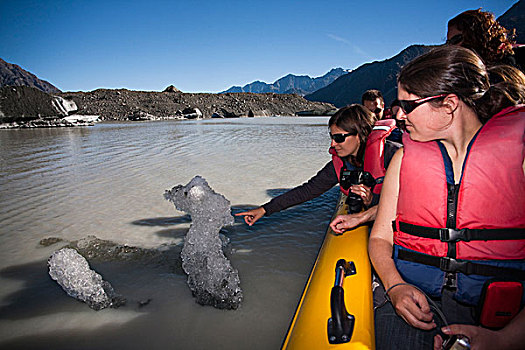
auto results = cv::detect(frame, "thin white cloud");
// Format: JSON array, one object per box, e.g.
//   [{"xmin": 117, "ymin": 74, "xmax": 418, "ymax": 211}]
[
  {"xmin": 327, "ymin": 33, "xmax": 372, "ymax": 59},
  {"xmin": 327, "ymin": 33, "xmax": 352, "ymax": 46}
]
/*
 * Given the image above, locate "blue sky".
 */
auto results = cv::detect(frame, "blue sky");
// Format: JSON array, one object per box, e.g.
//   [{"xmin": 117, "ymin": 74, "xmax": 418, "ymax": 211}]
[{"xmin": 0, "ymin": 0, "xmax": 517, "ymax": 93}]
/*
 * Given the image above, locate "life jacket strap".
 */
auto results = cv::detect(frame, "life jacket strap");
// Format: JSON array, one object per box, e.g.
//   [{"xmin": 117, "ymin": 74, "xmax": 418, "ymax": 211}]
[
  {"xmin": 396, "ymin": 248, "xmax": 525, "ymax": 280},
  {"xmin": 394, "ymin": 221, "xmax": 525, "ymax": 242}
]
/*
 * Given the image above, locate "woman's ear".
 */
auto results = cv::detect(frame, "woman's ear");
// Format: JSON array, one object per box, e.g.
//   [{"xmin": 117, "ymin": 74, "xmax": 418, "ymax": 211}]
[{"xmin": 443, "ymin": 94, "xmax": 460, "ymax": 114}]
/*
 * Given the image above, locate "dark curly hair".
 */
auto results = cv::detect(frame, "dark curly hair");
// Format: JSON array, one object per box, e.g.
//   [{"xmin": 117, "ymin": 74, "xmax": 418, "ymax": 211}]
[{"xmin": 448, "ymin": 9, "xmax": 516, "ymax": 65}]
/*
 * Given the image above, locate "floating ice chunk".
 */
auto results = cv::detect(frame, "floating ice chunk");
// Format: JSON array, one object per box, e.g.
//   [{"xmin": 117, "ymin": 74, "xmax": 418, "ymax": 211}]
[
  {"xmin": 48, "ymin": 248, "xmax": 125, "ymax": 310},
  {"xmin": 164, "ymin": 176, "xmax": 243, "ymax": 309}
]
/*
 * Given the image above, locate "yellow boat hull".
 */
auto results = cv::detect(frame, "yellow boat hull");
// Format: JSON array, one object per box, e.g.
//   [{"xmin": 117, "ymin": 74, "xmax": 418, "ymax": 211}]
[{"xmin": 282, "ymin": 194, "xmax": 375, "ymax": 349}]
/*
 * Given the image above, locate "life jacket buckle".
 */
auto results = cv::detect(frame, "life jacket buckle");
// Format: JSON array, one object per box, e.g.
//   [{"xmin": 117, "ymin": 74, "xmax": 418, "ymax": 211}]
[
  {"xmin": 439, "ymin": 257, "xmax": 470, "ymax": 273},
  {"xmin": 439, "ymin": 228, "xmax": 468, "ymax": 242}
]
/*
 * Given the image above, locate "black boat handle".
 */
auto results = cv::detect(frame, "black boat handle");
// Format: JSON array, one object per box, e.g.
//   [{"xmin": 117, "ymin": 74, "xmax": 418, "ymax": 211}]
[{"xmin": 327, "ymin": 259, "xmax": 356, "ymax": 344}]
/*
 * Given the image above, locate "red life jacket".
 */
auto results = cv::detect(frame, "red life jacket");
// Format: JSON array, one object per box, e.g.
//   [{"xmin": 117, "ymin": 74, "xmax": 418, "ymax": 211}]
[
  {"xmin": 363, "ymin": 119, "xmax": 397, "ymax": 195},
  {"xmin": 330, "ymin": 147, "xmax": 350, "ymax": 196},
  {"xmin": 331, "ymin": 119, "xmax": 397, "ymax": 196},
  {"xmin": 392, "ymin": 105, "xmax": 525, "ymax": 304}
]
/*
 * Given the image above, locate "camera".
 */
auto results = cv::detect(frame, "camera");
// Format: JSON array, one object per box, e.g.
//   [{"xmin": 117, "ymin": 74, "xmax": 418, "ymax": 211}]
[
  {"xmin": 339, "ymin": 170, "xmax": 376, "ymax": 213},
  {"xmin": 442, "ymin": 335, "xmax": 471, "ymax": 350}
]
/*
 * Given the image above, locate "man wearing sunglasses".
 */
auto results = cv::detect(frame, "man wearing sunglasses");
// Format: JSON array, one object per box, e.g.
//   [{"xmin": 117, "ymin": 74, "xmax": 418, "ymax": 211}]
[{"xmin": 362, "ymin": 89, "xmax": 404, "ymax": 144}]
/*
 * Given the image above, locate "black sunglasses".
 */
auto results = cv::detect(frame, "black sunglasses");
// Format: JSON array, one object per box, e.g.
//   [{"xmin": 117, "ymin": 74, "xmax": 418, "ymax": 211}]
[
  {"xmin": 446, "ymin": 33, "xmax": 463, "ymax": 45},
  {"xmin": 391, "ymin": 94, "xmax": 447, "ymax": 115},
  {"xmin": 330, "ymin": 131, "xmax": 357, "ymax": 143}
]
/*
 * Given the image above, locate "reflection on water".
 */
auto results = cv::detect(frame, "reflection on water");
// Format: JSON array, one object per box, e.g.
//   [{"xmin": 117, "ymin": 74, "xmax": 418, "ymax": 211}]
[{"xmin": 0, "ymin": 117, "xmax": 339, "ymax": 349}]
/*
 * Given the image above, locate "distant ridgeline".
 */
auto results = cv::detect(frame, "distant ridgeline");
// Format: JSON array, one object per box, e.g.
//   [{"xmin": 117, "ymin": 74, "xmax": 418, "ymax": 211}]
[
  {"xmin": 228, "ymin": 2, "xmax": 523, "ymax": 107},
  {"xmin": 305, "ymin": 45, "xmax": 433, "ymax": 108},
  {"xmin": 498, "ymin": 1, "xmax": 525, "ymax": 43},
  {"xmin": 0, "ymin": 57, "xmax": 335, "ymax": 124},
  {"xmin": 305, "ymin": 1, "xmax": 524, "ymax": 107},
  {"xmin": 221, "ymin": 68, "xmax": 348, "ymax": 95},
  {"xmin": 0, "ymin": 58, "xmax": 61, "ymax": 94},
  {"xmin": 1, "ymin": 0, "xmax": 522, "ymax": 122}
]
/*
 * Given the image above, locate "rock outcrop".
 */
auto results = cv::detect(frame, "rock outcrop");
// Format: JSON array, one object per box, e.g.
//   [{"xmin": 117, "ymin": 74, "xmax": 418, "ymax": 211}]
[
  {"xmin": 0, "ymin": 58, "xmax": 61, "ymax": 94},
  {"xmin": 1, "ymin": 85, "xmax": 335, "ymax": 126},
  {"xmin": 0, "ymin": 86, "xmax": 99, "ymax": 128},
  {"xmin": 61, "ymin": 89, "xmax": 336, "ymax": 120},
  {"xmin": 163, "ymin": 85, "xmax": 181, "ymax": 93},
  {"xmin": 0, "ymin": 86, "xmax": 57, "ymax": 122}
]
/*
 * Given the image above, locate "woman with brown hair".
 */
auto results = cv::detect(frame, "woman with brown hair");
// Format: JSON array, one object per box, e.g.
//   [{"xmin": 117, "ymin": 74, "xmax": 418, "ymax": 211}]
[
  {"xmin": 369, "ymin": 46, "xmax": 525, "ymax": 349},
  {"xmin": 236, "ymin": 104, "xmax": 383, "ymax": 226}
]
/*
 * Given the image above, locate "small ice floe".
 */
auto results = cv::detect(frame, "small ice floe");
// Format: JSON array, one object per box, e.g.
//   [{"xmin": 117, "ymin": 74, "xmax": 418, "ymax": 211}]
[
  {"xmin": 164, "ymin": 176, "xmax": 243, "ymax": 310},
  {"xmin": 233, "ymin": 249, "xmax": 253, "ymax": 254},
  {"xmin": 48, "ymin": 248, "xmax": 125, "ymax": 310},
  {"xmin": 62, "ymin": 114, "xmax": 100, "ymax": 124}
]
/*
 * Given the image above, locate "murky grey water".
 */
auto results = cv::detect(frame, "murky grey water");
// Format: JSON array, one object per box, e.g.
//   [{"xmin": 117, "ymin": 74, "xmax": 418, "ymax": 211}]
[{"xmin": 0, "ymin": 117, "xmax": 339, "ymax": 349}]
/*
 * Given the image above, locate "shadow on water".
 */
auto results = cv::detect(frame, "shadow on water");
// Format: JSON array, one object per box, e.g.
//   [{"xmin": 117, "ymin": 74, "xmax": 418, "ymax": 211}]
[
  {"xmin": 133, "ymin": 186, "xmax": 339, "ymax": 243},
  {"xmin": 130, "ymin": 215, "xmax": 192, "ymax": 226},
  {"xmin": 0, "ymin": 260, "xmax": 72, "ymax": 321},
  {"xmin": 229, "ymin": 186, "xmax": 340, "ymax": 237},
  {"xmin": 0, "ymin": 242, "xmax": 185, "ymax": 321},
  {"xmin": 0, "ymin": 250, "xmax": 187, "ymax": 349},
  {"xmin": 153, "ymin": 227, "xmax": 191, "ymax": 239},
  {"xmin": 0, "ymin": 235, "xmax": 188, "ymax": 349},
  {"xmin": 266, "ymin": 188, "xmax": 290, "ymax": 197},
  {"xmin": 0, "ymin": 188, "xmax": 341, "ymax": 350},
  {"xmin": 131, "ymin": 215, "xmax": 192, "ymax": 239}
]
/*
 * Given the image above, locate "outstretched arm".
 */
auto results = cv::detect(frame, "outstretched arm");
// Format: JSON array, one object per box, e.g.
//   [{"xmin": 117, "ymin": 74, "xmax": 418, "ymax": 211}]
[
  {"xmin": 235, "ymin": 207, "xmax": 266, "ymax": 226},
  {"xmin": 236, "ymin": 161, "xmax": 338, "ymax": 226}
]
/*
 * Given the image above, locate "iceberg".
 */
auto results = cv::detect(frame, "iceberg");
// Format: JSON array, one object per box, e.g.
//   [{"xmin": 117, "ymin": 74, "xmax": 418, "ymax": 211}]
[
  {"xmin": 48, "ymin": 248, "xmax": 125, "ymax": 310},
  {"xmin": 164, "ymin": 176, "xmax": 243, "ymax": 309}
]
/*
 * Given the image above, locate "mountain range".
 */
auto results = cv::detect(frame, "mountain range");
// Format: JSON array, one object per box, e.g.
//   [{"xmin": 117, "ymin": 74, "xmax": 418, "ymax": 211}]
[
  {"xmin": 305, "ymin": 45, "xmax": 432, "ymax": 107},
  {"xmin": 0, "ymin": 58, "xmax": 61, "ymax": 94},
  {"xmin": 498, "ymin": 0, "xmax": 525, "ymax": 42},
  {"xmin": 0, "ymin": 1, "xmax": 523, "ymax": 111},
  {"xmin": 229, "ymin": 1, "xmax": 525, "ymax": 107},
  {"xmin": 221, "ymin": 68, "xmax": 348, "ymax": 95}
]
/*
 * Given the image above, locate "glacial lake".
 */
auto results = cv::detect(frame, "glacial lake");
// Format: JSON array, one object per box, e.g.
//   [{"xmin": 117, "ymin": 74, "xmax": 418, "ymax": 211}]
[{"xmin": 0, "ymin": 117, "xmax": 341, "ymax": 349}]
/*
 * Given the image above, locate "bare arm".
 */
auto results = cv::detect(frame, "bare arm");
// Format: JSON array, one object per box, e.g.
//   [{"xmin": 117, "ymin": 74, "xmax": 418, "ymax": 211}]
[
  {"xmin": 369, "ymin": 148, "xmax": 404, "ymax": 288},
  {"xmin": 330, "ymin": 205, "xmax": 377, "ymax": 234},
  {"xmin": 369, "ymin": 148, "xmax": 435, "ymax": 330}
]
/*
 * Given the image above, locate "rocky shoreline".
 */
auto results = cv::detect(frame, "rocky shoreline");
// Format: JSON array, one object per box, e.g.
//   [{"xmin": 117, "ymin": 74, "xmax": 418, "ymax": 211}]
[
  {"xmin": 62, "ymin": 88, "xmax": 336, "ymax": 120},
  {"xmin": 0, "ymin": 86, "xmax": 336, "ymax": 129}
]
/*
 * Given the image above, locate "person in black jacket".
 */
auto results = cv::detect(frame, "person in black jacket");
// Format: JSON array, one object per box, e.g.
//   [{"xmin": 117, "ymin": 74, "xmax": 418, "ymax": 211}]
[{"xmin": 236, "ymin": 104, "xmax": 380, "ymax": 227}]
